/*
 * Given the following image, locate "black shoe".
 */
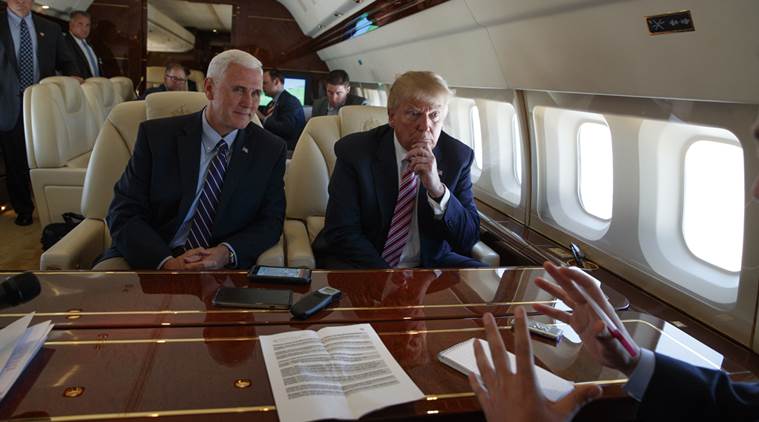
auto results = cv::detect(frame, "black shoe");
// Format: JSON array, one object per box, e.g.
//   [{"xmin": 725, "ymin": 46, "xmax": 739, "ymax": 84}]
[{"xmin": 14, "ymin": 213, "xmax": 33, "ymax": 226}]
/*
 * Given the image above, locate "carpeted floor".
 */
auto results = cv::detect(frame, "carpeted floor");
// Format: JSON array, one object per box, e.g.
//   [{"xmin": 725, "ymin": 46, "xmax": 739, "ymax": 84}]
[{"xmin": 0, "ymin": 209, "xmax": 42, "ymax": 271}]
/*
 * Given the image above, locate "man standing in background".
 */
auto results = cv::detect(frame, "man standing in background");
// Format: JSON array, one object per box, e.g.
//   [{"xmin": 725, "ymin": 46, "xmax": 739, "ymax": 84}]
[
  {"xmin": 63, "ymin": 10, "xmax": 100, "ymax": 78},
  {"xmin": 0, "ymin": 0, "xmax": 79, "ymax": 226},
  {"xmin": 256, "ymin": 68, "xmax": 305, "ymax": 151}
]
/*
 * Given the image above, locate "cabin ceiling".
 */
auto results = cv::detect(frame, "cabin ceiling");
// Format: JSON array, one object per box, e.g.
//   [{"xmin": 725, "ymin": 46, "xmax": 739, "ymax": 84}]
[
  {"xmin": 149, "ymin": 0, "xmax": 232, "ymax": 32},
  {"xmin": 277, "ymin": 0, "xmax": 377, "ymax": 37}
]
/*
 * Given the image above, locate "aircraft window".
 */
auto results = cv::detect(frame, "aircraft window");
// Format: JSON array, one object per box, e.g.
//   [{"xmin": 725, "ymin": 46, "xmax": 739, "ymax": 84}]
[
  {"xmin": 365, "ymin": 89, "xmax": 382, "ymax": 106},
  {"xmin": 512, "ymin": 114, "xmax": 522, "ymax": 186},
  {"xmin": 378, "ymin": 89, "xmax": 388, "ymax": 107},
  {"xmin": 470, "ymin": 105, "xmax": 483, "ymax": 171},
  {"xmin": 260, "ymin": 77, "xmax": 307, "ymax": 106},
  {"xmin": 682, "ymin": 141, "xmax": 744, "ymax": 272},
  {"xmin": 577, "ymin": 122, "xmax": 613, "ymax": 220}
]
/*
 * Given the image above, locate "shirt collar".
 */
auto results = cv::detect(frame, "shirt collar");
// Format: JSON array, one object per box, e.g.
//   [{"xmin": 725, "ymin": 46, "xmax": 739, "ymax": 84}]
[
  {"xmin": 271, "ymin": 90, "xmax": 283, "ymax": 104},
  {"xmin": 392, "ymin": 132, "xmax": 409, "ymax": 169},
  {"xmin": 201, "ymin": 108, "xmax": 237, "ymax": 152},
  {"xmin": 7, "ymin": 9, "xmax": 32, "ymax": 25}
]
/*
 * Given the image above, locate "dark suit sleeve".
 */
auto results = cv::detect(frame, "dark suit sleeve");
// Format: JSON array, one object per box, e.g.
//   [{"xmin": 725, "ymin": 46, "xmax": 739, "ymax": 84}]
[
  {"xmin": 319, "ymin": 153, "xmax": 389, "ymax": 269},
  {"xmin": 222, "ymin": 142, "xmax": 287, "ymax": 268},
  {"xmin": 432, "ymin": 148, "xmax": 480, "ymax": 254},
  {"xmin": 264, "ymin": 93, "xmax": 305, "ymax": 142},
  {"xmin": 311, "ymin": 98, "xmax": 326, "ymax": 117},
  {"xmin": 53, "ymin": 27, "xmax": 80, "ymax": 76},
  {"xmin": 637, "ymin": 353, "xmax": 759, "ymax": 421},
  {"xmin": 106, "ymin": 124, "xmax": 174, "ymax": 269}
]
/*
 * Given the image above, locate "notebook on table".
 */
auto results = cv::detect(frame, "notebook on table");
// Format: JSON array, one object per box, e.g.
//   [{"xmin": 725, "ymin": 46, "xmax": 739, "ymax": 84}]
[{"xmin": 438, "ymin": 338, "xmax": 575, "ymax": 401}]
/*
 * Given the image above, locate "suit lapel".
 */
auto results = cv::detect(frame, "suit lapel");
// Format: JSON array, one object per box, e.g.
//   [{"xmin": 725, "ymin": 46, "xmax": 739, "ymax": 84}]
[
  {"xmin": 175, "ymin": 113, "xmax": 203, "ymax": 226},
  {"xmin": 32, "ymin": 16, "xmax": 50, "ymax": 76},
  {"xmin": 214, "ymin": 126, "xmax": 252, "ymax": 227},
  {"xmin": 0, "ymin": 13, "xmax": 19, "ymax": 74},
  {"xmin": 372, "ymin": 129, "xmax": 399, "ymax": 232}
]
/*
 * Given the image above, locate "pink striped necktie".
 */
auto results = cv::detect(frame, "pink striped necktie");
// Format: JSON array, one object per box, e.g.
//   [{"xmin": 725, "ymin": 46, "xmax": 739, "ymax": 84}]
[{"xmin": 381, "ymin": 165, "xmax": 418, "ymax": 267}]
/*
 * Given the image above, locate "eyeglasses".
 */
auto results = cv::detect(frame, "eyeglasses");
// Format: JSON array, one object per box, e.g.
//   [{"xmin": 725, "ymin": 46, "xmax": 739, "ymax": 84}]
[{"xmin": 165, "ymin": 75, "xmax": 187, "ymax": 83}]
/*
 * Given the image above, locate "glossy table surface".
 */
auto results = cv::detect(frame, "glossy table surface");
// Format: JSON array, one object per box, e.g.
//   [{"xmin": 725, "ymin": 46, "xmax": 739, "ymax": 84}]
[
  {"xmin": 0, "ymin": 268, "xmax": 628, "ymax": 329},
  {"xmin": 0, "ymin": 268, "xmax": 753, "ymax": 421}
]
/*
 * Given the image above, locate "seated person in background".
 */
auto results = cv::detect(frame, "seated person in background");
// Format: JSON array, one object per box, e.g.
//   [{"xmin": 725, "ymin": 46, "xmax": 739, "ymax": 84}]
[
  {"xmin": 470, "ymin": 261, "xmax": 759, "ymax": 422},
  {"xmin": 313, "ymin": 71, "xmax": 484, "ymax": 269},
  {"xmin": 141, "ymin": 62, "xmax": 189, "ymax": 98},
  {"xmin": 101, "ymin": 49, "xmax": 287, "ymax": 270},
  {"xmin": 311, "ymin": 69, "xmax": 367, "ymax": 117},
  {"xmin": 256, "ymin": 68, "xmax": 305, "ymax": 150}
]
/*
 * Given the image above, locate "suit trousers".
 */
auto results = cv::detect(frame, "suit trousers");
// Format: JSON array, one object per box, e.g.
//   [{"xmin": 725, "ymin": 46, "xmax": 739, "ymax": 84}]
[{"xmin": 0, "ymin": 110, "xmax": 34, "ymax": 216}]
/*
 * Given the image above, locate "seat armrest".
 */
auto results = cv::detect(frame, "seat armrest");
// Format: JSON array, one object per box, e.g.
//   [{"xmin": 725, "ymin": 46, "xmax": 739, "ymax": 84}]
[
  {"xmin": 40, "ymin": 219, "xmax": 106, "ymax": 270},
  {"xmin": 256, "ymin": 234, "xmax": 285, "ymax": 267},
  {"xmin": 471, "ymin": 240, "xmax": 500, "ymax": 267},
  {"xmin": 284, "ymin": 220, "xmax": 315, "ymax": 268}
]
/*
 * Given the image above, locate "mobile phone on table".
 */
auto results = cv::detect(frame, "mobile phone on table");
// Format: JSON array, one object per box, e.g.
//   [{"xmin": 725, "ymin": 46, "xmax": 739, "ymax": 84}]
[
  {"xmin": 212, "ymin": 287, "xmax": 292, "ymax": 309},
  {"xmin": 248, "ymin": 265, "xmax": 311, "ymax": 285}
]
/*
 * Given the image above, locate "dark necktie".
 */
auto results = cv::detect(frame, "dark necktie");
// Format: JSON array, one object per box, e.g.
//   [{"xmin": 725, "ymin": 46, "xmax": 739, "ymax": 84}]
[
  {"xmin": 381, "ymin": 164, "xmax": 418, "ymax": 267},
  {"xmin": 18, "ymin": 19, "xmax": 34, "ymax": 91},
  {"xmin": 185, "ymin": 140, "xmax": 229, "ymax": 250}
]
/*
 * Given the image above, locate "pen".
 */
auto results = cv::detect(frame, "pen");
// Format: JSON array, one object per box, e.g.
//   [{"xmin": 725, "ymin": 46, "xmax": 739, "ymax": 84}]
[{"xmin": 571, "ymin": 279, "xmax": 638, "ymax": 358}]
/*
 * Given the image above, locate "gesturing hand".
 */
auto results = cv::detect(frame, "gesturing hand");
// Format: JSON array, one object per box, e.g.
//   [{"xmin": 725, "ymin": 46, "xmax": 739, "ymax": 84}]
[
  {"xmin": 405, "ymin": 141, "xmax": 444, "ymax": 198},
  {"xmin": 533, "ymin": 262, "xmax": 641, "ymax": 376},
  {"xmin": 468, "ymin": 309, "xmax": 602, "ymax": 422}
]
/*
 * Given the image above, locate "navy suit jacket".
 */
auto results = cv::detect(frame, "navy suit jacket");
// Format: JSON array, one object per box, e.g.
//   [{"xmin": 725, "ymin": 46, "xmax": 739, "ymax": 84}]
[
  {"xmin": 0, "ymin": 11, "xmax": 79, "ymax": 130},
  {"xmin": 62, "ymin": 32, "xmax": 99, "ymax": 79},
  {"xmin": 262, "ymin": 89, "xmax": 305, "ymax": 150},
  {"xmin": 105, "ymin": 111, "xmax": 287, "ymax": 269},
  {"xmin": 311, "ymin": 94, "xmax": 367, "ymax": 117},
  {"xmin": 637, "ymin": 353, "xmax": 759, "ymax": 421},
  {"xmin": 313, "ymin": 124, "xmax": 482, "ymax": 269}
]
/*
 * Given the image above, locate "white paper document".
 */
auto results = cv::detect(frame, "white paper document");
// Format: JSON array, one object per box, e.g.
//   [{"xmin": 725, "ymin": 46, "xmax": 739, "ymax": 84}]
[
  {"xmin": 260, "ymin": 323, "xmax": 424, "ymax": 422},
  {"xmin": 0, "ymin": 313, "xmax": 54, "ymax": 401},
  {"xmin": 438, "ymin": 338, "xmax": 574, "ymax": 401}
]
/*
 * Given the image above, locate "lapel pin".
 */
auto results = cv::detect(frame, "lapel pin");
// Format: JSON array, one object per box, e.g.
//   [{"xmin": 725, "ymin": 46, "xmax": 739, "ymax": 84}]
[
  {"xmin": 39, "ymin": 32, "xmax": 45, "ymax": 37},
  {"xmin": 242, "ymin": 146, "xmax": 249, "ymax": 154},
  {"xmin": 438, "ymin": 170, "xmax": 443, "ymax": 176}
]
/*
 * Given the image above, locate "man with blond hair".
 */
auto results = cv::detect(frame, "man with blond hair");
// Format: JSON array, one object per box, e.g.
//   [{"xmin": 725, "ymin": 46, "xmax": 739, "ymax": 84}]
[
  {"xmin": 102, "ymin": 49, "xmax": 286, "ymax": 270},
  {"xmin": 313, "ymin": 71, "xmax": 483, "ymax": 269}
]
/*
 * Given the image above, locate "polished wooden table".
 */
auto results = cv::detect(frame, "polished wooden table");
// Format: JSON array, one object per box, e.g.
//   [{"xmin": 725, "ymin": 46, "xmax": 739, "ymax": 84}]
[{"xmin": 0, "ymin": 268, "xmax": 752, "ymax": 421}]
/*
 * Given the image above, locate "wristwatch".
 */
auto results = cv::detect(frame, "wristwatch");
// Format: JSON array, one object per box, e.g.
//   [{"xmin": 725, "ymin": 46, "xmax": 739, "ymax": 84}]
[{"xmin": 222, "ymin": 243, "xmax": 236, "ymax": 268}]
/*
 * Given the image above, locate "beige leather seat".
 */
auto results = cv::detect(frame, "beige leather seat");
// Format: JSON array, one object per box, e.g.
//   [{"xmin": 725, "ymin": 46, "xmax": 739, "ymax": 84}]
[
  {"xmin": 82, "ymin": 77, "xmax": 118, "ymax": 124},
  {"xmin": 188, "ymin": 69, "xmax": 204, "ymax": 92},
  {"xmin": 23, "ymin": 76, "xmax": 100, "ymax": 228},
  {"xmin": 40, "ymin": 91, "xmax": 281, "ymax": 270},
  {"xmin": 284, "ymin": 105, "xmax": 499, "ymax": 268},
  {"xmin": 146, "ymin": 66, "xmax": 164, "ymax": 89},
  {"xmin": 110, "ymin": 76, "xmax": 136, "ymax": 102}
]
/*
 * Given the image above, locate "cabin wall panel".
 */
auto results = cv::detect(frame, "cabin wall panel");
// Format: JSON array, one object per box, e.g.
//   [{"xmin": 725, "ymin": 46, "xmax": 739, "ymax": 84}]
[{"xmin": 89, "ymin": 0, "xmax": 147, "ymax": 86}]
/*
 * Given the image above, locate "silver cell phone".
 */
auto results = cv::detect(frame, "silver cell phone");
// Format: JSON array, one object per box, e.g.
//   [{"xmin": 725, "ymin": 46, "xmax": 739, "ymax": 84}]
[{"xmin": 524, "ymin": 319, "xmax": 564, "ymax": 341}]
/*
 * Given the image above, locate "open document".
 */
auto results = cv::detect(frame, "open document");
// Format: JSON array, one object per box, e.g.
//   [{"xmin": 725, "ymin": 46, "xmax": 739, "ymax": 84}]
[
  {"xmin": 0, "ymin": 313, "xmax": 54, "ymax": 401},
  {"xmin": 260, "ymin": 324, "xmax": 424, "ymax": 422}
]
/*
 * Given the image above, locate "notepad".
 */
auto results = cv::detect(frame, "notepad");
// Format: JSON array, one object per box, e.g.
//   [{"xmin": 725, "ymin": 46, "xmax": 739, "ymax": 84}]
[{"xmin": 438, "ymin": 338, "xmax": 574, "ymax": 401}]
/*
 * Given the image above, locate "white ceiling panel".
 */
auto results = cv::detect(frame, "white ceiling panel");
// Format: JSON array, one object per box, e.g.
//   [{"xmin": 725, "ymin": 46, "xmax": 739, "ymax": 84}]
[
  {"xmin": 150, "ymin": 0, "xmax": 232, "ymax": 32},
  {"xmin": 278, "ymin": 0, "xmax": 377, "ymax": 37}
]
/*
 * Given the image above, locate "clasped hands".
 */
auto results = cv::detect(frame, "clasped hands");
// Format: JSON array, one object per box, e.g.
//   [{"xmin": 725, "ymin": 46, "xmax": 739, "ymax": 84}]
[
  {"xmin": 405, "ymin": 140, "xmax": 445, "ymax": 199},
  {"xmin": 469, "ymin": 261, "xmax": 642, "ymax": 422},
  {"xmin": 161, "ymin": 245, "xmax": 230, "ymax": 270}
]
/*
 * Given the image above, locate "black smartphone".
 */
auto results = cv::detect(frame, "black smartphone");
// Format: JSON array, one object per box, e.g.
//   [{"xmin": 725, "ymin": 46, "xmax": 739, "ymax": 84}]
[
  {"xmin": 212, "ymin": 287, "xmax": 292, "ymax": 309},
  {"xmin": 248, "ymin": 265, "xmax": 311, "ymax": 285}
]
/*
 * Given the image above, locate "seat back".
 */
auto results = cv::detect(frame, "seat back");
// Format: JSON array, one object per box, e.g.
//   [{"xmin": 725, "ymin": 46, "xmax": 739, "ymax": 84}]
[
  {"xmin": 81, "ymin": 92, "xmax": 210, "ymax": 222},
  {"xmin": 146, "ymin": 66, "xmax": 164, "ymax": 89},
  {"xmin": 188, "ymin": 69, "xmax": 205, "ymax": 92},
  {"xmin": 110, "ymin": 76, "xmax": 136, "ymax": 102},
  {"xmin": 24, "ymin": 76, "xmax": 100, "ymax": 170},
  {"xmin": 285, "ymin": 105, "xmax": 388, "ymax": 221},
  {"xmin": 82, "ymin": 77, "xmax": 118, "ymax": 124}
]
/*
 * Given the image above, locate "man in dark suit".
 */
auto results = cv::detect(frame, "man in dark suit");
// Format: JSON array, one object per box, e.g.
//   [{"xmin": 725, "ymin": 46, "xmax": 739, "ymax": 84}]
[
  {"xmin": 311, "ymin": 69, "xmax": 367, "ymax": 117},
  {"xmin": 469, "ymin": 259, "xmax": 759, "ymax": 422},
  {"xmin": 141, "ymin": 62, "xmax": 189, "ymax": 99},
  {"xmin": 62, "ymin": 10, "xmax": 100, "ymax": 78},
  {"xmin": 256, "ymin": 68, "xmax": 305, "ymax": 150},
  {"xmin": 103, "ymin": 49, "xmax": 286, "ymax": 270},
  {"xmin": 313, "ymin": 71, "xmax": 483, "ymax": 269},
  {"xmin": 1, "ymin": 0, "xmax": 80, "ymax": 225}
]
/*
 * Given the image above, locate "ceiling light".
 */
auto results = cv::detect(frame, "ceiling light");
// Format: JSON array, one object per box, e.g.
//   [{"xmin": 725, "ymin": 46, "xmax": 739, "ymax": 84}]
[
  {"xmin": 41, "ymin": 4, "xmax": 50, "ymax": 8},
  {"xmin": 212, "ymin": 29, "xmax": 218, "ymax": 33},
  {"xmin": 334, "ymin": 12, "xmax": 343, "ymax": 17}
]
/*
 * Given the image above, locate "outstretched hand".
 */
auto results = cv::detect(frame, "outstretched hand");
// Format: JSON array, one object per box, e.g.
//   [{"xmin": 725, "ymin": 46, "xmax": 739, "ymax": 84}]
[
  {"xmin": 468, "ymin": 309, "xmax": 602, "ymax": 422},
  {"xmin": 533, "ymin": 261, "xmax": 641, "ymax": 375}
]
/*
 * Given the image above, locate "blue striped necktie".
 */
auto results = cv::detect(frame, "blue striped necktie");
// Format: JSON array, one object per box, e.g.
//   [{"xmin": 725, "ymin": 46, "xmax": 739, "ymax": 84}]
[
  {"xmin": 82, "ymin": 40, "xmax": 100, "ymax": 77},
  {"xmin": 18, "ymin": 19, "xmax": 34, "ymax": 91},
  {"xmin": 185, "ymin": 140, "xmax": 229, "ymax": 250}
]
